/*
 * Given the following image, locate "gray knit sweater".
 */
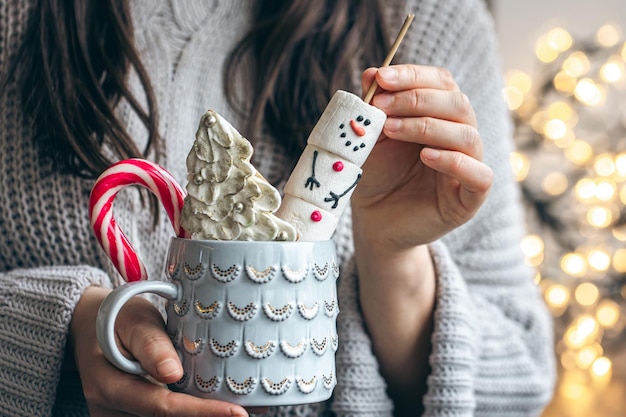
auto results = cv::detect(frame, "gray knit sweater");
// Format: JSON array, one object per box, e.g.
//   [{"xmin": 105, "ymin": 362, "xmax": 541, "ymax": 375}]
[{"xmin": 0, "ymin": 1, "xmax": 556, "ymax": 416}]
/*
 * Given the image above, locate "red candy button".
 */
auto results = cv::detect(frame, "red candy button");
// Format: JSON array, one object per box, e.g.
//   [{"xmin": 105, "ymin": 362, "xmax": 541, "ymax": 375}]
[
  {"xmin": 310, "ymin": 210, "xmax": 322, "ymax": 222},
  {"xmin": 332, "ymin": 161, "xmax": 344, "ymax": 172}
]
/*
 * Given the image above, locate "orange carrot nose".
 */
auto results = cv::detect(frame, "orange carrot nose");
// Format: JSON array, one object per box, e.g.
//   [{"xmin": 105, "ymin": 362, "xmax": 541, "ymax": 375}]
[{"xmin": 350, "ymin": 119, "xmax": 366, "ymax": 136}]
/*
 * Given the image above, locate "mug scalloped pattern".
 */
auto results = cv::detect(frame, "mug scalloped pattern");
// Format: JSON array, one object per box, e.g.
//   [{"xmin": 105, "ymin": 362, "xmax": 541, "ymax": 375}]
[{"xmin": 164, "ymin": 238, "xmax": 339, "ymax": 406}]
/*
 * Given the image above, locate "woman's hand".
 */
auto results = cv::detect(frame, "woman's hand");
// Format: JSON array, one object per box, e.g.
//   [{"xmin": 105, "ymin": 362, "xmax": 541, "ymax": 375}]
[
  {"xmin": 69, "ymin": 286, "xmax": 254, "ymax": 417},
  {"xmin": 353, "ymin": 64, "xmax": 493, "ymax": 251},
  {"xmin": 352, "ymin": 64, "xmax": 493, "ymax": 416}
]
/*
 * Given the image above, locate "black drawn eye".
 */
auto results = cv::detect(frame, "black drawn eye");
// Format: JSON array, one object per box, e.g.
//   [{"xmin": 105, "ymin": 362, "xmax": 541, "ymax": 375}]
[
  {"xmin": 356, "ymin": 115, "xmax": 364, "ymax": 122},
  {"xmin": 364, "ymin": 119, "xmax": 371, "ymax": 126}
]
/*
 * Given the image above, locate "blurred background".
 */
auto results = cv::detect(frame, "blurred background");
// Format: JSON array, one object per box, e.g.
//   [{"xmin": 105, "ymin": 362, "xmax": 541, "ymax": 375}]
[{"xmin": 490, "ymin": 1, "xmax": 626, "ymax": 416}]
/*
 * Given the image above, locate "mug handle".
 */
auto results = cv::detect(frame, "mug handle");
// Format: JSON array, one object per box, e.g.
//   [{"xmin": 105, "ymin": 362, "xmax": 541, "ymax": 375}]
[{"xmin": 96, "ymin": 281, "xmax": 180, "ymax": 375}]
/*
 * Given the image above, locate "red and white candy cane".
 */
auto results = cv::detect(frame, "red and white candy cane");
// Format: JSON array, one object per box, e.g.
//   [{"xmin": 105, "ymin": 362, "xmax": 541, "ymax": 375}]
[{"xmin": 89, "ymin": 158, "xmax": 189, "ymax": 282}]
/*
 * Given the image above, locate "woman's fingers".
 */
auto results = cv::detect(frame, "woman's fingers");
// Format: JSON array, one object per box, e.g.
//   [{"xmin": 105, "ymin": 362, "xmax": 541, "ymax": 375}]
[
  {"xmin": 375, "ymin": 64, "xmax": 461, "ymax": 92},
  {"xmin": 421, "ymin": 148, "xmax": 492, "ymax": 193},
  {"xmin": 103, "ymin": 375, "xmax": 248, "ymax": 417},
  {"xmin": 372, "ymin": 88, "xmax": 477, "ymax": 126},
  {"xmin": 383, "ymin": 116, "xmax": 483, "ymax": 160},
  {"xmin": 420, "ymin": 147, "xmax": 493, "ymax": 219},
  {"xmin": 363, "ymin": 64, "xmax": 480, "ymax": 158},
  {"xmin": 115, "ymin": 296, "xmax": 184, "ymax": 384},
  {"xmin": 362, "ymin": 65, "xmax": 461, "ymax": 102}
]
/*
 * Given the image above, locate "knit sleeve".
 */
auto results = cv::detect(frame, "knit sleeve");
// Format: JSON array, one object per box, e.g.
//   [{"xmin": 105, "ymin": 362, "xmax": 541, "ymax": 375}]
[
  {"xmin": 0, "ymin": 266, "xmax": 112, "ymax": 417},
  {"xmin": 424, "ymin": 239, "xmax": 555, "ymax": 416}
]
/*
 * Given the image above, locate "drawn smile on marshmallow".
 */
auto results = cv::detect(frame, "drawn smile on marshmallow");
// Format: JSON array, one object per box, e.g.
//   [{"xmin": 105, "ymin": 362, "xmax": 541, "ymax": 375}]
[{"xmin": 339, "ymin": 115, "xmax": 371, "ymax": 152}]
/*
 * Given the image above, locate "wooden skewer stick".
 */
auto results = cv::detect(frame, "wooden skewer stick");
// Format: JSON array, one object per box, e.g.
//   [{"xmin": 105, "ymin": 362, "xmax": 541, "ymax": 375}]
[{"xmin": 363, "ymin": 13, "xmax": 415, "ymax": 104}]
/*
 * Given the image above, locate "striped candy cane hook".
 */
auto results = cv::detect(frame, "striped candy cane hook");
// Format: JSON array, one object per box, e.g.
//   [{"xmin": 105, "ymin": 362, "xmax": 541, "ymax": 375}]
[{"xmin": 89, "ymin": 158, "xmax": 188, "ymax": 282}]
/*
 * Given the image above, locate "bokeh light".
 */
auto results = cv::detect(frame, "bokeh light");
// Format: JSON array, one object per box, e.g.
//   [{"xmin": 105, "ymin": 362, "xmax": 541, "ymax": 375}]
[
  {"xmin": 575, "ymin": 282, "xmax": 599, "ymax": 306},
  {"xmin": 510, "ymin": 151, "xmax": 530, "ymax": 181},
  {"xmin": 596, "ymin": 300, "xmax": 620, "ymax": 327},
  {"xmin": 596, "ymin": 24, "xmax": 621, "ymax": 47},
  {"xmin": 575, "ymin": 78, "xmax": 606, "ymax": 106},
  {"xmin": 561, "ymin": 253, "xmax": 587, "ymax": 276}
]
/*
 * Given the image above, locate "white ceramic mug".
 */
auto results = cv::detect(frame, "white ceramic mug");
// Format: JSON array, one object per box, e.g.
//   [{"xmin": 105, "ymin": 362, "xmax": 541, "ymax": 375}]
[{"xmin": 97, "ymin": 238, "xmax": 339, "ymax": 407}]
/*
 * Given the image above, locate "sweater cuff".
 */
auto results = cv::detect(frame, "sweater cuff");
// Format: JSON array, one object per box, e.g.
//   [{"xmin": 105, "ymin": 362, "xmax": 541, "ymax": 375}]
[
  {"xmin": 423, "ymin": 240, "xmax": 479, "ymax": 417},
  {"xmin": 0, "ymin": 266, "xmax": 112, "ymax": 417}
]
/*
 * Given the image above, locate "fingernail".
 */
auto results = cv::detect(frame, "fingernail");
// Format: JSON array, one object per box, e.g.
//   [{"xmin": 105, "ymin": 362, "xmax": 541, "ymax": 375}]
[
  {"xmin": 156, "ymin": 358, "xmax": 180, "ymax": 378},
  {"xmin": 385, "ymin": 118, "xmax": 402, "ymax": 132},
  {"xmin": 375, "ymin": 93, "xmax": 393, "ymax": 108},
  {"xmin": 229, "ymin": 406, "xmax": 249, "ymax": 417},
  {"xmin": 378, "ymin": 67, "xmax": 397, "ymax": 81},
  {"xmin": 422, "ymin": 148, "xmax": 440, "ymax": 161}
]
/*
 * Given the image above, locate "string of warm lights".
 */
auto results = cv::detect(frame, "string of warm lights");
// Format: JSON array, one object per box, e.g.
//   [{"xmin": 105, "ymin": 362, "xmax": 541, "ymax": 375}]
[{"xmin": 504, "ymin": 23, "xmax": 626, "ymax": 409}]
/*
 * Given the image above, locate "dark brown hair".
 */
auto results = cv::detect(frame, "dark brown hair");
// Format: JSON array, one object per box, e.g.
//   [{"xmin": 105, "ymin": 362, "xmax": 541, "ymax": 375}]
[
  {"xmin": 5, "ymin": 0, "xmax": 160, "ymax": 178},
  {"xmin": 225, "ymin": 1, "xmax": 389, "ymax": 158},
  {"xmin": 5, "ymin": 0, "xmax": 388, "ymax": 177}
]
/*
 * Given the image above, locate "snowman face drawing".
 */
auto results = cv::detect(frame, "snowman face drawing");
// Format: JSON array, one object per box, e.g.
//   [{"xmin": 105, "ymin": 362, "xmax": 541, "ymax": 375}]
[
  {"xmin": 307, "ymin": 90, "xmax": 387, "ymax": 167},
  {"xmin": 338, "ymin": 115, "xmax": 372, "ymax": 153}
]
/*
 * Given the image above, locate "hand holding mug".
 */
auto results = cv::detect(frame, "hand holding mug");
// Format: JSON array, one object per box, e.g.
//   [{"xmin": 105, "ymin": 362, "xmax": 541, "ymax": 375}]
[{"xmin": 70, "ymin": 286, "xmax": 252, "ymax": 417}]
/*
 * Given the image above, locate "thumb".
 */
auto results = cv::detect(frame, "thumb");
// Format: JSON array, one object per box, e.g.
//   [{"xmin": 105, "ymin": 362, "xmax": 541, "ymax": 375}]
[
  {"xmin": 361, "ymin": 67, "xmax": 380, "ymax": 98},
  {"xmin": 116, "ymin": 296, "xmax": 184, "ymax": 384}
]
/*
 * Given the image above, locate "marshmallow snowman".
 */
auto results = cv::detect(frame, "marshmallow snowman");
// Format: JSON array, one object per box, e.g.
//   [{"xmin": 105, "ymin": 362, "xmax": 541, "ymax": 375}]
[{"xmin": 277, "ymin": 90, "xmax": 387, "ymax": 240}]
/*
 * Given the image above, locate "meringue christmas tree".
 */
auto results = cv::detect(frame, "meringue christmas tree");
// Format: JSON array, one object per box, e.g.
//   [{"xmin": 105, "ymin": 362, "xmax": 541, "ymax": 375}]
[{"xmin": 181, "ymin": 110, "xmax": 296, "ymax": 241}]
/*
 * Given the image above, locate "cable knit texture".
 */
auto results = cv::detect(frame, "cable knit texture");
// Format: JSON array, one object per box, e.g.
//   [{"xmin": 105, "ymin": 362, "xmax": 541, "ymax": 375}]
[{"xmin": 0, "ymin": 0, "xmax": 555, "ymax": 416}]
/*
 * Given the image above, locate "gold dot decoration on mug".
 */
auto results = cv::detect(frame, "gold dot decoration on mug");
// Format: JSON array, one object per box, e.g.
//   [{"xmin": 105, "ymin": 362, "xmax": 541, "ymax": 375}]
[
  {"xmin": 324, "ymin": 299, "xmax": 337, "ymax": 317},
  {"xmin": 172, "ymin": 299, "xmax": 190, "ymax": 316},
  {"xmin": 297, "ymin": 302, "xmax": 319, "ymax": 320},
  {"xmin": 183, "ymin": 298, "xmax": 339, "ymax": 322},
  {"xmin": 194, "ymin": 300, "xmax": 221, "ymax": 319},
  {"xmin": 262, "ymin": 302, "xmax": 294, "ymax": 321},
  {"xmin": 261, "ymin": 377, "xmax": 292, "ymax": 395},
  {"xmin": 225, "ymin": 377, "xmax": 257, "ymax": 395},
  {"xmin": 296, "ymin": 376, "xmax": 318, "ymax": 394},
  {"xmin": 313, "ymin": 263, "xmax": 330, "ymax": 281},
  {"xmin": 311, "ymin": 337, "xmax": 328, "ymax": 356},
  {"xmin": 245, "ymin": 265, "xmax": 278, "ymax": 283},
  {"xmin": 171, "ymin": 259, "xmax": 341, "ymax": 284},
  {"xmin": 322, "ymin": 372, "xmax": 335, "ymax": 390},
  {"xmin": 183, "ymin": 262, "xmax": 206, "ymax": 280},
  {"xmin": 177, "ymin": 335, "xmax": 339, "ymax": 361},
  {"xmin": 208, "ymin": 338, "xmax": 240, "ymax": 358},
  {"xmin": 244, "ymin": 340, "xmax": 277, "ymax": 359},
  {"xmin": 195, "ymin": 375, "xmax": 221, "ymax": 393},
  {"xmin": 281, "ymin": 264, "xmax": 309, "ymax": 283},
  {"xmin": 280, "ymin": 339, "xmax": 308, "ymax": 359},
  {"xmin": 210, "ymin": 263, "xmax": 241, "ymax": 283},
  {"xmin": 226, "ymin": 301, "xmax": 258, "ymax": 321}
]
